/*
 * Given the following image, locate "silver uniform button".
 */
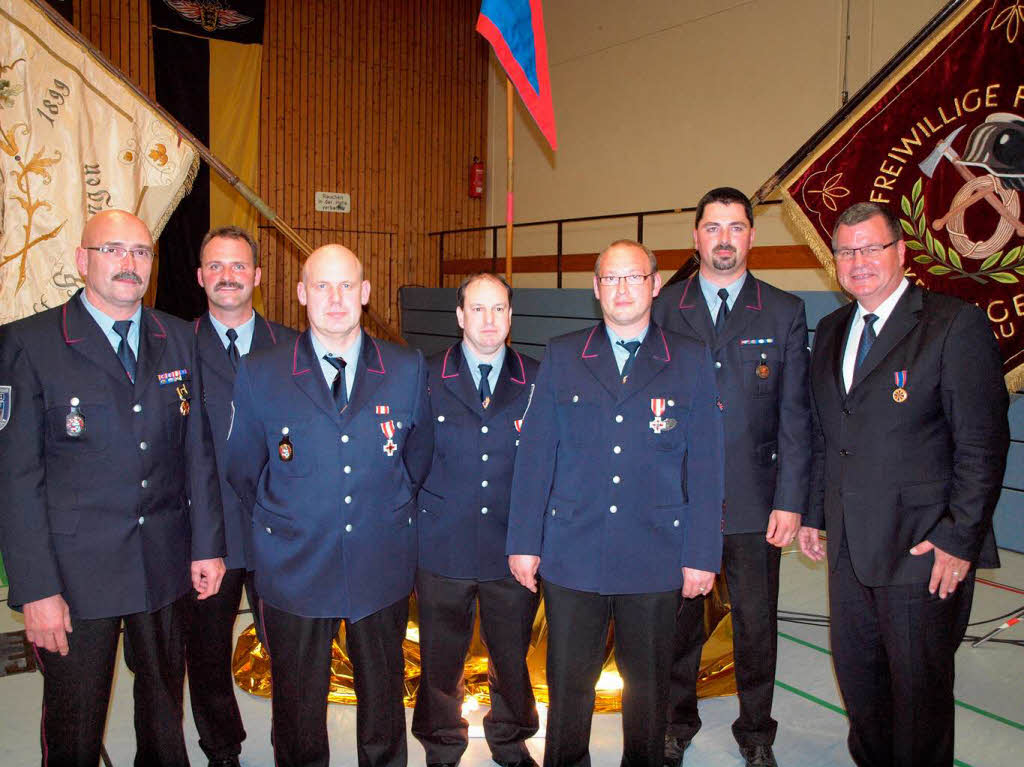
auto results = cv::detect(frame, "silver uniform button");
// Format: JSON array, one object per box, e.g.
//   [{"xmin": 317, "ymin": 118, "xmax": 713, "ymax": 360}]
[
  {"xmin": 771, "ymin": 452, "xmax": 778, "ymax": 461},
  {"xmin": 714, "ymin": 361, "xmax": 722, "ymax": 369},
  {"xmin": 437, "ymin": 415, "xmax": 445, "ymax": 422},
  {"xmin": 481, "ymin": 507, "xmax": 488, "ymax": 514},
  {"xmin": 140, "ymin": 479, "xmax": 148, "ymax": 488},
  {"xmin": 481, "ymin": 454, "xmax": 489, "ymax": 461},
  {"xmin": 615, "ymin": 414, "xmax": 623, "ymax": 423},
  {"xmin": 668, "ymin": 399, "xmax": 675, "ymax": 407},
  {"xmin": 282, "ymin": 426, "xmax": 290, "ymax": 435},
  {"xmin": 345, "ymin": 495, "xmax": 352, "ymax": 504},
  {"xmin": 133, "ymin": 403, "xmax": 143, "ymax": 413},
  {"xmin": 139, "ymin": 441, "xmax": 148, "ymax": 450},
  {"xmin": 609, "ymin": 505, "xmax": 617, "ymax": 514},
  {"xmin": 612, "ymin": 475, "xmax": 621, "ymax": 484},
  {"xmin": 481, "ymin": 425, "xmax": 489, "ymax": 433},
  {"xmin": 613, "ymin": 445, "xmax": 621, "ymax": 454},
  {"xmin": 138, "ymin": 516, "xmax": 145, "ymax": 525},
  {"xmin": 673, "ymin": 520, "xmax": 680, "ymax": 527},
  {"xmin": 572, "ymin": 394, "xmax": 579, "ymax": 403},
  {"xmin": 344, "ymin": 465, "xmax": 352, "ymax": 474},
  {"xmin": 265, "ymin": 527, "xmax": 272, "ymax": 534},
  {"xmin": 341, "ymin": 434, "xmax": 350, "ymax": 443},
  {"xmin": 345, "ymin": 524, "xmax": 353, "ymax": 532},
  {"xmin": 481, "ymin": 480, "xmax": 489, "ymax": 488}
]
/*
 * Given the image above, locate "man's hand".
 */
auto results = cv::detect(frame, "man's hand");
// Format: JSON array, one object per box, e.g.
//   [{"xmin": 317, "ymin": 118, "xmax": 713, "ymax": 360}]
[
  {"xmin": 765, "ymin": 509, "xmax": 802, "ymax": 548},
  {"xmin": 797, "ymin": 526, "xmax": 825, "ymax": 561},
  {"xmin": 681, "ymin": 567, "xmax": 715, "ymax": 599},
  {"xmin": 508, "ymin": 555, "xmax": 540, "ymax": 593},
  {"xmin": 24, "ymin": 594, "xmax": 72, "ymax": 656},
  {"xmin": 191, "ymin": 558, "xmax": 227, "ymax": 600},
  {"xmin": 910, "ymin": 539, "xmax": 970, "ymax": 599}
]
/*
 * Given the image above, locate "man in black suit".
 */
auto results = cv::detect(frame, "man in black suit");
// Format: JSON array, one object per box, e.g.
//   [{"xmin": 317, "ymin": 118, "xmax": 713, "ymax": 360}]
[
  {"xmin": 0, "ymin": 209, "xmax": 226, "ymax": 765},
  {"xmin": 412, "ymin": 273, "xmax": 541, "ymax": 767},
  {"xmin": 798, "ymin": 202, "xmax": 1009, "ymax": 766},
  {"xmin": 188, "ymin": 225, "xmax": 297, "ymax": 767},
  {"xmin": 654, "ymin": 187, "xmax": 811, "ymax": 767}
]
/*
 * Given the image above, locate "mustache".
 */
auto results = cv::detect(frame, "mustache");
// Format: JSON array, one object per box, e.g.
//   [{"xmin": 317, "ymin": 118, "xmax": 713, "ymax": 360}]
[
  {"xmin": 713, "ymin": 245, "xmax": 736, "ymax": 255},
  {"xmin": 215, "ymin": 281, "xmax": 245, "ymax": 291},
  {"xmin": 112, "ymin": 271, "xmax": 143, "ymax": 284}
]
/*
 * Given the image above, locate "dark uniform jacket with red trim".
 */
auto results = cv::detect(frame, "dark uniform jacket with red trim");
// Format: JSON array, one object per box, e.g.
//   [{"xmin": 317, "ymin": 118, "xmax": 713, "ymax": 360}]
[
  {"xmin": 194, "ymin": 312, "xmax": 297, "ymax": 571},
  {"xmin": 0, "ymin": 291, "xmax": 224, "ymax": 619},
  {"xmin": 418, "ymin": 343, "xmax": 539, "ymax": 581},
  {"xmin": 807, "ymin": 282, "xmax": 1008, "ymax": 585},
  {"xmin": 652, "ymin": 273, "xmax": 811, "ymax": 534},
  {"xmin": 225, "ymin": 329, "xmax": 433, "ymax": 621},
  {"xmin": 506, "ymin": 322, "xmax": 725, "ymax": 594}
]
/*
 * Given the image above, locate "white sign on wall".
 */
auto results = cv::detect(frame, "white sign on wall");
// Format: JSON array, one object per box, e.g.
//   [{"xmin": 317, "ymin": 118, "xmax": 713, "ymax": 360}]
[{"xmin": 315, "ymin": 192, "xmax": 351, "ymax": 213}]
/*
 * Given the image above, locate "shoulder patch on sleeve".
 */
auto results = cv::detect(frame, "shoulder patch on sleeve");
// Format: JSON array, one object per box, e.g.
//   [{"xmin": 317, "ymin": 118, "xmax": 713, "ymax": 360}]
[{"xmin": 0, "ymin": 385, "xmax": 11, "ymax": 431}]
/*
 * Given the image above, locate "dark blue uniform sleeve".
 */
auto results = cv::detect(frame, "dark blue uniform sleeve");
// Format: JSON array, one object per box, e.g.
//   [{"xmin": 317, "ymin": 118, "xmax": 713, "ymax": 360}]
[
  {"xmin": 402, "ymin": 349, "xmax": 434, "ymax": 490},
  {"xmin": 681, "ymin": 344, "xmax": 725, "ymax": 573},
  {"xmin": 0, "ymin": 324, "xmax": 64, "ymax": 608},
  {"xmin": 506, "ymin": 346, "xmax": 558, "ymax": 556},
  {"xmin": 184, "ymin": 332, "xmax": 225, "ymax": 561},
  {"xmin": 225, "ymin": 358, "xmax": 270, "ymax": 522},
  {"xmin": 772, "ymin": 301, "xmax": 812, "ymax": 515}
]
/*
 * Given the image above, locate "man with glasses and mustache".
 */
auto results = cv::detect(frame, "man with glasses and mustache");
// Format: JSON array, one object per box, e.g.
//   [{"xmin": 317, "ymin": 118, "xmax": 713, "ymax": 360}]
[
  {"xmin": 798, "ymin": 202, "xmax": 1008, "ymax": 766},
  {"xmin": 0, "ymin": 209, "xmax": 226, "ymax": 765},
  {"xmin": 653, "ymin": 187, "xmax": 811, "ymax": 767},
  {"xmin": 508, "ymin": 239, "xmax": 724, "ymax": 767},
  {"xmin": 189, "ymin": 225, "xmax": 296, "ymax": 767}
]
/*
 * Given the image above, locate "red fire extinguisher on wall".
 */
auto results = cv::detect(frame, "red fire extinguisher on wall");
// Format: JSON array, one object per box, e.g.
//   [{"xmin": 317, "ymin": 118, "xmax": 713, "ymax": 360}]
[{"xmin": 469, "ymin": 156, "xmax": 485, "ymax": 198}]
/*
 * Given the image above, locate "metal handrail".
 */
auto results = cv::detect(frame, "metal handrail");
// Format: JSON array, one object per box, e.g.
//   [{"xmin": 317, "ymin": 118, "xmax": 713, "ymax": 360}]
[{"xmin": 429, "ymin": 200, "xmax": 782, "ymax": 287}]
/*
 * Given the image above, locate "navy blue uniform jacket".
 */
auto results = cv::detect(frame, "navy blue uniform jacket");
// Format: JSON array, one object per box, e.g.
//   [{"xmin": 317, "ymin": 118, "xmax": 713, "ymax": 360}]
[
  {"xmin": 652, "ymin": 274, "xmax": 811, "ymax": 533},
  {"xmin": 808, "ymin": 283, "xmax": 1008, "ymax": 586},
  {"xmin": 419, "ymin": 344, "xmax": 539, "ymax": 580},
  {"xmin": 0, "ymin": 293, "xmax": 224, "ymax": 619},
  {"xmin": 225, "ymin": 330, "xmax": 433, "ymax": 621},
  {"xmin": 194, "ymin": 312, "xmax": 297, "ymax": 571},
  {"xmin": 506, "ymin": 322, "xmax": 725, "ymax": 594}
]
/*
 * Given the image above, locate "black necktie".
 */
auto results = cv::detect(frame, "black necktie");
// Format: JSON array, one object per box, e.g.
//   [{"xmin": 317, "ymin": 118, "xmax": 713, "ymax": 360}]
[
  {"xmin": 324, "ymin": 355, "xmax": 347, "ymax": 410},
  {"xmin": 112, "ymin": 320, "xmax": 136, "ymax": 383},
  {"xmin": 853, "ymin": 313, "xmax": 878, "ymax": 382},
  {"xmin": 714, "ymin": 288, "xmax": 730, "ymax": 335},
  {"xmin": 478, "ymin": 363, "xmax": 493, "ymax": 408},
  {"xmin": 225, "ymin": 328, "xmax": 240, "ymax": 370},
  {"xmin": 617, "ymin": 340, "xmax": 641, "ymax": 382}
]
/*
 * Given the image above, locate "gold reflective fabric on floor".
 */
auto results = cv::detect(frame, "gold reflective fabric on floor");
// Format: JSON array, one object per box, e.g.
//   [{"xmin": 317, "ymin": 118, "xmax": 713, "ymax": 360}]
[{"xmin": 233, "ymin": 582, "xmax": 736, "ymax": 710}]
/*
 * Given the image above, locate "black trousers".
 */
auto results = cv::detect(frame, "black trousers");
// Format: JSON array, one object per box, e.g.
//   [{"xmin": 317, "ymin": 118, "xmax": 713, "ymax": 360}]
[
  {"xmin": 260, "ymin": 597, "xmax": 409, "ymax": 767},
  {"xmin": 34, "ymin": 600, "xmax": 188, "ymax": 767},
  {"xmin": 667, "ymin": 531, "xmax": 780, "ymax": 747},
  {"xmin": 829, "ymin": 535, "xmax": 974, "ymax": 767},
  {"xmin": 411, "ymin": 569, "xmax": 540, "ymax": 764},
  {"xmin": 543, "ymin": 581, "xmax": 679, "ymax": 767},
  {"xmin": 182, "ymin": 566, "xmax": 248, "ymax": 761}
]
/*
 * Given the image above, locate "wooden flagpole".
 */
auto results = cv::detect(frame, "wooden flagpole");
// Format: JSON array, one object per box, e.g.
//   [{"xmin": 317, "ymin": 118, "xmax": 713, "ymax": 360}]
[
  {"xmin": 29, "ymin": 0, "xmax": 403, "ymax": 342},
  {"xmin": 505, "ymin": 77, "xmax": 514, "ymax": 283}
]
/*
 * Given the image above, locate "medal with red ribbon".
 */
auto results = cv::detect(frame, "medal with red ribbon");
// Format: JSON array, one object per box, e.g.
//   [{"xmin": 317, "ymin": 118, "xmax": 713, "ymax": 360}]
[
  {"xmin": 650, "ymin": 397, "xmax": 667, "ymax": 433},
  {"xmin": 893, "ymin": 370, "xmax": 908, "ymax": 403},
  {"xmin": 380, "ymin": 420, "xmax": 398, "ymax": 456},
  {"xmin": 514, "ymin": 418, "xmax": 523, "ymax": 432}
]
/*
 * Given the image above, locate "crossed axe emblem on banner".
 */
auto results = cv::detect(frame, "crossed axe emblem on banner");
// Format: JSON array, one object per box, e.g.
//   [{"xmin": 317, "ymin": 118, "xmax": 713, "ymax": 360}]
[{"xmin": 920, "ymin": 125, "xmax": 1024, "ymax": 259}]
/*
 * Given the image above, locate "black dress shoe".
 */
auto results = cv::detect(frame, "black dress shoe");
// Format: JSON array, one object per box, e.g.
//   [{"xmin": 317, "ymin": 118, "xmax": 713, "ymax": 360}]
[
  {"xmin": 739, "ymin": 744, "xmax": 778, "ymax": 767},
  {"xmin": 663, "ymin": 735, "xmax": 691, "ymax": 767},
  {"xmin": 493, "ymin": 758, "xmax": 539, "ymax": 767}
]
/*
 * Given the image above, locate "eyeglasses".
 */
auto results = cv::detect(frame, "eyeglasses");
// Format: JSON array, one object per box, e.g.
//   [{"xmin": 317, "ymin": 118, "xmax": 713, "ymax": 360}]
[
  {"xmin": 833, "ymin": 240, "xmax": 898, "ymax": 261},
  {"xmin": 85, "ymin": 245, "xmax": 155, "ymax": 260},
  {"xmin": 597, "ymin": 273, "xmax": 653, "ymax": 286}
]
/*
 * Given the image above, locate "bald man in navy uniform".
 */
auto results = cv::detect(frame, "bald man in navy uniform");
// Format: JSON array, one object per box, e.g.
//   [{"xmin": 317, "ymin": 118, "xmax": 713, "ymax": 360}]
[
  {"xmin": 0, "ymin": 209, "xmax": 225, "ymax": 766},
  {"xmin": 188, "ymin": 225, "xmax": 297, "ymax": 767},
  {"xmin": 412, "ymin": 273, "xmax": 541, "ymax": 767},
  {"xmin": 507, "ymin": 240, "xmax": 724, "ymax": 767},
  {"xmin": 226, "ymin": 244, "xmax": 432, "ymax": 767}
]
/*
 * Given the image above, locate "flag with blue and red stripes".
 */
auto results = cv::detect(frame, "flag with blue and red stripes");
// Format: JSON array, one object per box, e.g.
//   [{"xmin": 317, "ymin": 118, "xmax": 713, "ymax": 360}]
[{"xmin": 476, "ymin": 0, "xmax": 557, "ymax": 151}]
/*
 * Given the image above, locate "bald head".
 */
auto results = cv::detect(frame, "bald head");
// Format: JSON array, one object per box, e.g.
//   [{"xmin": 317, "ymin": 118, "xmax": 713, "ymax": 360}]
[
  {"xmin": 75, "ymin": 209, "xmax": 154, "ymax": 320},
  {"xmin": 297, "ymin": 243, "xmax": 371, "ymax": 352}
]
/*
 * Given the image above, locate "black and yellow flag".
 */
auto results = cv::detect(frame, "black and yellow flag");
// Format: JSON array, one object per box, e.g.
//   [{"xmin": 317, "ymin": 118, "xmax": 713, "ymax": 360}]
[{"xmin": 150, "ymin": 0, "xmax": 264, "ymax": 319}]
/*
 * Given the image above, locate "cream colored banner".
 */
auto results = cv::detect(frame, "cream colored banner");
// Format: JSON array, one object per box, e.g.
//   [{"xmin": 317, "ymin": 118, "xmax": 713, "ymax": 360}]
[{"xmin": 0, "ymin": 0, "xmax": 198, "ymax": 325}]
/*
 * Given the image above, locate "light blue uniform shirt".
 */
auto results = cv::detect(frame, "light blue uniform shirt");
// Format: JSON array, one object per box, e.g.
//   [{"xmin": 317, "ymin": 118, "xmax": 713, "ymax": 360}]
[
  {"xmin": 605, "ymin": 324, "xmax": 649, "ymax": 375},
  {"xmin": 462, "ymin": 342, "xmax": 505, "ymax": 396},
  {"xmin": 79, "ymin": 291, "xmax": 141, "ymax": 357},
  {"xmin": 699, "ymin": 271, "xmax": 747, "ymax": 322},
  {"xmin": 311, "ymin": 330, "xmax": 361, "ymax": 400},
  {"xmin": 208, "ymin": 311, "xmax": 256, "ymax": 357}
]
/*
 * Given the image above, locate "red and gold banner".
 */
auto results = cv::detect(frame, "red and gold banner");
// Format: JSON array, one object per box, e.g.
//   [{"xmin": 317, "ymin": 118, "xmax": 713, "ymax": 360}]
[{"xmin": 782, "ymin": 0, "xmax": 1024, "ymax": 388}]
